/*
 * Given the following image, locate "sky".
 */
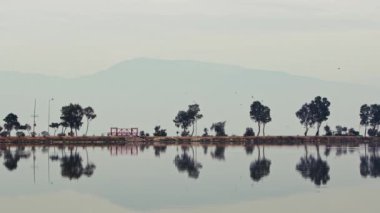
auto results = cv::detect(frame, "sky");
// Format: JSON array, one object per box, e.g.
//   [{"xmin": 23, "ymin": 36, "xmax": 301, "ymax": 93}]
[{"xmin": 0, "ymin": 0, "xmax": 379, "ymax": 85}]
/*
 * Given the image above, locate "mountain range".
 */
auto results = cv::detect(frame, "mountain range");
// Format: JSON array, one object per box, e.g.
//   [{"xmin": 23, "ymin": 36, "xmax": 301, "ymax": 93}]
[{"xmin": 0, "ymin": 58, "xmax": 378, "ymax": 136}]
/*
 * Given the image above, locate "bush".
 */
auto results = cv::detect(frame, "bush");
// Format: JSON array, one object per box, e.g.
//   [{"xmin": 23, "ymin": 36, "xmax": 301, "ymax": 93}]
[
  {"xmin": 0, "ymin": 131, "xmax": 9, "ymax": 137},
  {"xmin": 368, "ymin": 129, "xmax": 378, "ymax": 137},
  {"xmin": 16, "ymin": 131, "xmax": 25, "ymax": 137},
  {"xmin": 41, "ymin": 131, "xmax": 49, "ymax": 137},
  {"xmin": 153, "ymin": 126, "xmax": 167, "ymax": 137},
  {"xmin": 244, "ymin": 128, "xmax": 255, "ymax": 137}
]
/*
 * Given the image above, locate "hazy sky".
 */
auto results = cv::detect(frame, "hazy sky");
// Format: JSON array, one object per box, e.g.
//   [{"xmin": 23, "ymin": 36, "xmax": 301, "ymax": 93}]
[{"xmin": 0, "ymin": 0, "xmax": 379, "ymax": 85}]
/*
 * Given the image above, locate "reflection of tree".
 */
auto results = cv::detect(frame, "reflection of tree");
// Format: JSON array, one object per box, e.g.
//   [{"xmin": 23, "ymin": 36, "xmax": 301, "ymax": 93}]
[
  {"xmin": 60, "ymin": 148, "xmax": 96, "ymax": 180},
  {"xmin": 174, "ymin": 146, "xmax": 202, "ymax": 179},
  {"xmin": 245, "ymin": 145, "xmax": 254, "ymax": 155},
  {"xmin": 296, "ymin": 145, "xmax": 330, "ymax": 186},
  {"xmin": 83, "ymin": 148, "xmax": 96, "ymax": 177},
  {"xmin": 250, "ymin": 146, "xmax": 271, "ymax": 182},
  {"xmin": 2, "ymin": 147, "xmax": 31, "ymax": 171},
  {"xmin": 360, "ymin": 145, "xmax": 380, "ymax": 178},
  {"xmin": 153, "ymin": 145, "xmax": 167, "ymax": 157},
  {"xmin": 211, "ymin": 146, "xmax": 225, "ymax": 160},
  {"xmin": 202, "ymin": 145, "xmax": 208, "ymax": 155}
]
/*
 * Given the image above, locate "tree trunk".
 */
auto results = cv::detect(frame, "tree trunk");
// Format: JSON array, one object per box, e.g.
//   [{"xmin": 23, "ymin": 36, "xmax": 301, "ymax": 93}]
[
  {"xmin": 191, "ymin": 122, "xmax": 195, "ymax": 137},
  {"xmin": 257, "ymin": 123, "xmax": 261, "ymax": 136},
  {"xmin": 304, "ymin": 126, "xmax": 309, "ymax": 136},
  {"xmin": 85, "ymin": 118, "xmax": 90, "ymax": 136},
  {"xmin": 263, "ymin": 124, "xmax": 266, "ymax": 136},
  {"xmin": 316, "ymin": 123, "xmax": 321, "ymax": 136},
  {"xmin": 364, "ymin": 125, "xmax": 367, "ymax": 137}
]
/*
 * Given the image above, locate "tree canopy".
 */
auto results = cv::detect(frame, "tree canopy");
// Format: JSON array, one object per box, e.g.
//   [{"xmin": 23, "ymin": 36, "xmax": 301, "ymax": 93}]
[
  {"xmin": 250, "ymin": 101, "xmax": 271, "ymax": 136},
  {"xmin": 60, "ymin": 104, "xmax": 84, "ymax": 136},
  {"xmin": 173, "ymin": 104, "xmax": 203, "ymax": 136}
]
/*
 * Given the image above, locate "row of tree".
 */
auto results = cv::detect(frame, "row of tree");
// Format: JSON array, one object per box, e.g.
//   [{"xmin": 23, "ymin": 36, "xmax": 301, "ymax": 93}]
[
  {"xmin": 0, "ymin": 103, "xmax": 96, "ymax": 137},
  {"xmin": 171, "ymin": 96, "xmax": 379, "ymax": 137},
  {"xmin": 1, "ymin": 97, "xmax": 379, "ymax": 137}
]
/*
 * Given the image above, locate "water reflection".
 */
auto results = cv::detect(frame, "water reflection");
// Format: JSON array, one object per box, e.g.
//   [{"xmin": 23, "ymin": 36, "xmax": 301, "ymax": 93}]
[
  {"xmin": 59, "ymin": 147, "xmax": 96, "ymax": 180},
  {"xmin": 250, "ymin": 146, "xmax": 271, "ymax": 182},
  {"xmin": 1, "ymin": 146, "xmax": 31, "ymax": 171},
  {"xmin": 296, "ymin": 145, "xmax": 330, "ymax": 186},
  {"xmin": 153, "ymin": 145, "xmax": 167, "ymax": 157},
  {"xmin": 211, "ymin": 146, "xmax": 226, "ymax": 160},
  {"xmin": 174, "ymin": 146, "xmax": 202, "ymax": 179},
  {"xmin": 360, "ymin": 145, "xmax": 380, "ymax": 178}
]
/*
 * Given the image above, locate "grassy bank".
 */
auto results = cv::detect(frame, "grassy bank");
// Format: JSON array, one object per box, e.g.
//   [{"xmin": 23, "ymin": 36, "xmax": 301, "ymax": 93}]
[{"xmin": 0, "ymin": 136, "xmax": 379, "ymax": 146}]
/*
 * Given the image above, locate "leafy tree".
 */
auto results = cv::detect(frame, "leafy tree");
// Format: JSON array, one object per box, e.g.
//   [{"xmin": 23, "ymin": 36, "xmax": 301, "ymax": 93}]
[
  {"xmin": 296, "ymin": 103, "xmax": 314, "ymax": 136},
  {"xmin": 210, "ymin": 121, "xmax": 227, "ymax": 136},
  {"xmin": 369, "ymin": 104, "xmax": 380, "ymax": 136},
  {"xmin": 250, "ymin": 101, "xmax": 272, "ymax": 136},
  {"xmin": 244, "ymin": 127, "xmax": 255, "ymax": 137},
  {"xmin": 360, "ymin": 104, "xmax": 371, "ymax": 137},
  {"xmin": 311, "ymin": 97, "xmax": 331, "ymax": 136},
  {"xmin": 3, "ymin": 113, "xmax": 20, "ymax": 136},
  {"xmin": 153, "ymin": 126, "xmax": 167, "ymax": 137},
  {"xmin": 49, "ymin": 123, "xmax": 60, "ymax": 136},
  {"xmin": 173, "ymin": 104, "xmax": 203, "ymax": 136},
  {"xmin": 296, "ymin": 97, "xmax": 331, "ymax": 136},
  {"xmin": 60, "ymin": 104, "xmax": 84, "ymax": 136},
  {"xmin": 83, "ymin": 106, "xmax": 97, "ymax": 136},
  {"xmin": 0, "ymin": 126, "xmax": 3, "ymax": 133}
]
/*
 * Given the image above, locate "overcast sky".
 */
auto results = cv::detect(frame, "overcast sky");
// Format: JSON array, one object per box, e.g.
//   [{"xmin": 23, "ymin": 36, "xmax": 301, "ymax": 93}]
[{"xmin": 0, "ymin": 0, "xmax": 379, "ymax": 85}]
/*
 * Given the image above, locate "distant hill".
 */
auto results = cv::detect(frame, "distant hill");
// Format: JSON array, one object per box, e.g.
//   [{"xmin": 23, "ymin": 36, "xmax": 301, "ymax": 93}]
[{"xmin": 0, "ymin": 58, "xmax": 378, "ymax": 136}]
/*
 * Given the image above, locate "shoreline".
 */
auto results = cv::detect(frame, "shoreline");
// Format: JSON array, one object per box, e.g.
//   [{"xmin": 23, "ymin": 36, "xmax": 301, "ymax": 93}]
[{"xmin": 0, "ymin": 136, "xmax": 379, "ymax": 146}]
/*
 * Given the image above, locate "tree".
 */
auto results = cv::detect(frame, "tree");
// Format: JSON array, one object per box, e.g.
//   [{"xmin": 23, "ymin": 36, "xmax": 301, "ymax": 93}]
[
  {"xmin": 360, "ymin": 104, "xmax": 371, "ymax": 137},
  {"xmin": 3, "ymin": 113, "xmax": 20, "ymax": 136},
  {"xmin": 49, "ymin": 123, "xmax": 60, "ymax": 136},
  {"xmin": 153, "ymin": 126, "xmax": 167, "ymax": 137},
  {"xmin": 250, "ymin": 101, "xmax": 271, "ymax": 136},
  {"xmin": 296, "ymin": 103, "xmax": 314, "ymax": 136},
  {"xmin": 311, "ymin": 97, "xmax": 331, "ymax": 136},
  {"xmin": 369, "ymin": 104, "xmax": 380, "ymax": 136},
  {"xmin": 83, "ymin": 106, "xmax": 97, "ymax": 136},
  {"xmin": 296, "ymin": 97, "xmax": 331, "ymax": 136},
  {"xmin": 244, "ymin": 127, "xmax": 255, "ymax": 137},
  {"xmin": 210, "ymin": 121, "xmax": 227, "ymax": 136},
  {"xmin": 173, "ymin": 104, "xmax": 203, "ymax": 137},
  {"xmin": 60, "ymin": 104, "xmax": 84, "ymax": 136}
]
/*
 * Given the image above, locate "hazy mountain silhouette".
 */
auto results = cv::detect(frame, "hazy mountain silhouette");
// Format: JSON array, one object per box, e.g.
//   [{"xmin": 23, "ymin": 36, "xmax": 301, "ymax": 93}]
[{"xmin": 0, "ymin": 58, "xmax": 378, "ymax": 136}]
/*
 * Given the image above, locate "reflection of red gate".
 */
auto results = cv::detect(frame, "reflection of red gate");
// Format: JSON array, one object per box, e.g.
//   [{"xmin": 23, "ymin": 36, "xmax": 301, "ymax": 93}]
[
  {"xmin": 108, "ymin": 127, "xmax": 139, "ymax": 137},
  {"xmin": 109, "ymin": 146, "xmax": 138, "ymax": 156}
]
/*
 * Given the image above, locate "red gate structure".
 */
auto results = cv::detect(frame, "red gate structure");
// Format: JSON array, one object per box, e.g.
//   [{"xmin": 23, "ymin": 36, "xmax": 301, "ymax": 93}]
[{"xmin": 108, "ymin": 127, "xmax": 139, "ymax": 137}]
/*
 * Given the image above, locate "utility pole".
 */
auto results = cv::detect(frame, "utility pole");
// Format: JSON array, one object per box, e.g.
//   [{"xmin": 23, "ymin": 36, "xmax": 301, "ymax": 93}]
[{"xmin": 31, "ymin": 99, "xmax": 39, "ymax": 136}]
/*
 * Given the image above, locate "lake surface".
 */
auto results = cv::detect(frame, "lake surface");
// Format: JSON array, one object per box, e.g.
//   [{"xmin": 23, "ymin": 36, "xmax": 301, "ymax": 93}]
[{"xmin": 0, "ymin": 144, "xmax": 379, "ymax": 213}]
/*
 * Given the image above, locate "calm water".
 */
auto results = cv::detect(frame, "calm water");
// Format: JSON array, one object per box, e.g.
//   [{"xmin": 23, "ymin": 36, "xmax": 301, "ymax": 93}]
[{"xmin": 0, "ymin": 144, "xmax": 379, "ymax": 212}]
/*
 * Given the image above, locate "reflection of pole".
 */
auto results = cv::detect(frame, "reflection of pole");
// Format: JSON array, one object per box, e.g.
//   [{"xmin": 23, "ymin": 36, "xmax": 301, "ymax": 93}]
[
  {"xmin": 33, "ymin": 148, "xmax": 36, "ymax": 184},
  {"xmin": 48, "ymin": 149, "xmax": 50, "ymax": 182}
]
